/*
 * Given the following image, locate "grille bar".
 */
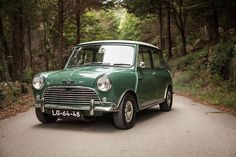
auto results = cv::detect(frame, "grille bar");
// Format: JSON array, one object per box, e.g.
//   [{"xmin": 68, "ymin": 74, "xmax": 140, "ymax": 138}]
[{"xmin": 44, "ymin": 87, "xmax": 100, "ymax": 105}]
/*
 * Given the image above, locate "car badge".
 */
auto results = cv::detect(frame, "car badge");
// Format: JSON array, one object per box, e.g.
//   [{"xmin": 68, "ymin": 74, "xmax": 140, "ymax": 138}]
[{"xmin": 62, "ymin": 79, "xmax": 75, "ymax": 84}]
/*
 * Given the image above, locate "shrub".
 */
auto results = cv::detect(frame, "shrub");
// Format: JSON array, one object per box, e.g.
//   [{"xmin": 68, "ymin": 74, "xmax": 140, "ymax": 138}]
[
  {"xmin": 0, "ymin": 65, "xmax": 4, "ymax": 81},
  {"xmin": 0, "ymin": 81, "xmax": 30, "ymax": 107},
  {"xmin": 175, "ymin": 70, "xmax": 195, "ymax": 84},
  {"xmin": 0, "ymin": 88, "xmax": 4, "ymax": 105},
  {"xmin": 23, "ymin": 68, "xmax": 33, "ymax": 84},
  {"xmin": 228, "ymin": 55, "xmax": 236, "ymax": 88},
  {"xmin": 176, "ymin": 48, "xmax": 207, "ymax": 71},
  {"xmin": 208, "ymin": 41, "xmax": 234, "ymax": 80}
]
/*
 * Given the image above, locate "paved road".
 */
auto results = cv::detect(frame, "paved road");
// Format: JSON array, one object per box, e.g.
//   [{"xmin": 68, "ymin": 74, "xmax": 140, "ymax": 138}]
[{"xmin": 0, "ymin": 95, "xmax": 236, "ymax": 157}]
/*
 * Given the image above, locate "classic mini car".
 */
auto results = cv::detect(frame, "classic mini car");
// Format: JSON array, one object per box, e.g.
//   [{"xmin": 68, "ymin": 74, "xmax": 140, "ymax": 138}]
[{"xmin": 33, "ymin": 40, "xmax": 173, "ymax": 129}]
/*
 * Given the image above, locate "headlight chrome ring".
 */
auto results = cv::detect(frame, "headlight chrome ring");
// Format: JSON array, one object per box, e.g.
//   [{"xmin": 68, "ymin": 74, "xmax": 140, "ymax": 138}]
[
  {"xmin": 32, "ymin": 75, "xmax": 45, "ymax": 90},
  {"xmin": 97, "ymin": 75, "xmax": 112, "ymax": 92}
]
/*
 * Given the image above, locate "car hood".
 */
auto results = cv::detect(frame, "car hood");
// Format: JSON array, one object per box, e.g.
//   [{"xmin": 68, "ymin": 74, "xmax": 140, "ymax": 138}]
[{"xmin": 43, "ymin": 66, "xmax": 130, "ymax": 87}]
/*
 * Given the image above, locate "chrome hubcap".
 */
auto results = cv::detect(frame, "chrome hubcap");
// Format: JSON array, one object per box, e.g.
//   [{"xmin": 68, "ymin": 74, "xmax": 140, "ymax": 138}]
[
  {"xmin": 125, "ymin": 101, "xmax": 133, "ymax": 123},
  {"xmin": 166, "ymin": 91, "xmax": 172, "ymax": 107}
]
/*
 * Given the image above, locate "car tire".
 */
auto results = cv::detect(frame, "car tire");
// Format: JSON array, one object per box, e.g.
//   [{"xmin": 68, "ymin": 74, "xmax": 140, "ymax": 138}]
[
  {"xmin": 35, "ymin": 108, "xmax": 58, "ymax": 123},
  {"xmin": 113, "ymin": 94, "xmax": 136, "ymax": 130},
  {"xmin": 159, "ymin": 87, "xmax": 173, "ymax": 112}
]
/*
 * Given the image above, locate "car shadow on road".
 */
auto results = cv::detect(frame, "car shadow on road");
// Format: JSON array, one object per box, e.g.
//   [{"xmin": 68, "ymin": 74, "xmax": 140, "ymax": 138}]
[
  {"xmin": 32, "ymin": 107, "xmax": 166, "ymax": 133},
  {"xmin": 136, "ymin": 107, "xmax": 164, "ymax": 124}
]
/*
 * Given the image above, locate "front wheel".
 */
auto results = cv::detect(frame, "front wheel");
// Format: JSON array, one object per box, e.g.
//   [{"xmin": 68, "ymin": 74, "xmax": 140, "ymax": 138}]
[
  {"xmin": 113, "ymin": 94, "xmax": 136, "ymax": 129},
  {"xmin": 159, "ymin": 87, "xmax": 173, "ymax": 112},
  {"xmin": 35, "ymin": 108, "xmax": 58, "ymax": 123}
]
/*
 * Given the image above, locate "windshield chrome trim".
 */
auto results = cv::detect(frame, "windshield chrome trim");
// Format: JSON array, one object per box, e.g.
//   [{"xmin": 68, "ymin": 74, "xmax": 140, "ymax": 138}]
[{"xmin": 65, "ymin": 44, "xmax": 136, "ymax": 69}]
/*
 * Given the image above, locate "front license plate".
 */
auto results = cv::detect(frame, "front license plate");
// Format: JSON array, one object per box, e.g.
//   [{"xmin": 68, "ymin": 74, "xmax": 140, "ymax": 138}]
[{"xmin": 51, "ymin": 109, "xmax": 81, "ymax": 118}]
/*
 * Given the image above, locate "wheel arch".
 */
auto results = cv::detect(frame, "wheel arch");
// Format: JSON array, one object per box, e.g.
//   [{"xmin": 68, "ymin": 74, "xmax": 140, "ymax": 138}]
[
  {"xmin": 164, "ymin": 84, "xmax": 173, "ymax": 98},
  {"xmin": 117, "ymin": 90, "xmax": 139, "ymax": 112}
]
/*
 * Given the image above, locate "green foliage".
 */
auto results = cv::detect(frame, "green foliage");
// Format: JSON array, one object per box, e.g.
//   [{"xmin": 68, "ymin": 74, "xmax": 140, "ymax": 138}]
[
  {"xmin": 64, "ymin": 21, "xmax": 77, "ymax": 45},
  {"xmin": 208, "ymin": 41, "xmax": 234, "ymax": 79},
  {"xmin": 176, "ymin": 48, "xmax": 208, "ymax": 71},
  {"xmin": 175, "ymin": 70, "xmax": 195, "ymax": 84},
  {"xmin": 119, "ymin": 12, "xmax": 159, "ymax": 44},
  {"xmin": 172, "ymin": 44, "xmax": 236, "ymax": 114},
  {"xmin": 119, "ymin": 12, "xmax": 140, "ymax": 40},
  {"xmin": 80, "ymin": 9, "xmax": 120, "ymax": 42},
  {"xmin": 173, "ymin": 70, "xmax": 236, "ymax": 114},
  {"xmin": 22, "ymin": 69, "xmax": 33, "ymax": 84},
  {"xmin": 121, "ymin": 0, "xmax": 164, "ymax": 17},
  {"xmin": 0, "ymin": 83, "xmax": 16, "ymax": 106},
  {"xmin": 0, "ymin": 82, "xmax": 31, "ymax": 107},
  {"xmin": 230, "ymin": 56, "xmax": 236, "ymax": 86}
]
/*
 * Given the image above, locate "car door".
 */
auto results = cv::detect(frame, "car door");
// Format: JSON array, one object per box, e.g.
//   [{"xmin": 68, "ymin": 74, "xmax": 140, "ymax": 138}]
[
  {"xmin": 136, "ymin": 46, "xmax": 159, "ymax": 107},
  {"xmin": 151, "ymin": 48, "xmax": 167, "ymax": 100}
]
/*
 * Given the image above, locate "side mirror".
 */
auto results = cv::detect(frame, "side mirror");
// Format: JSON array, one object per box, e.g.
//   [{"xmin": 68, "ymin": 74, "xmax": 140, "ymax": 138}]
[{"xmin": 139, "ymin": 61, "xmax": 145, "ymax": 69}]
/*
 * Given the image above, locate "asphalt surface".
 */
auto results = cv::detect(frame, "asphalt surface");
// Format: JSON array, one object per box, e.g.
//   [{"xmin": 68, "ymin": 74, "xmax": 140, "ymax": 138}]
[{"xmin": 0, "ymin": 95, "xmax": 236, "ymax": 157}]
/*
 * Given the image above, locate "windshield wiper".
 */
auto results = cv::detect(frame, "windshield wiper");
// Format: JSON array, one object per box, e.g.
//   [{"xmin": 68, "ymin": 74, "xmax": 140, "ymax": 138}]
[
  {"xmin": 112, "ymin": 63, "xmax": 131, "ymax": 66},
  {"xmin": 83, "ymin": 62, "xmax": 110, "ymax": 66},
  {"xmin": 66, "ymin": 64, "xmax": 80, "ymax": 68}
]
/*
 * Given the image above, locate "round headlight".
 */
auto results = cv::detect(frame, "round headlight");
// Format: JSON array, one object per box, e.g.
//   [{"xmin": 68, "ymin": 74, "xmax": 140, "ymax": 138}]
[
  {"xmin": 97, "ymin": 75, "xmax": 112, "ymax": 92},
  {"xmin": 33, "ymin": 76, "xmax": 45, "ymax": 90}
]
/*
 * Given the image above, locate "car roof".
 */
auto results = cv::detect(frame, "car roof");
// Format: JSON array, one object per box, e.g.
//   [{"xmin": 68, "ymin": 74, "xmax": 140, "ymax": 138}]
[{"xmin": 77, "ymin": 40, "xmax": 161, "ymax": 50}]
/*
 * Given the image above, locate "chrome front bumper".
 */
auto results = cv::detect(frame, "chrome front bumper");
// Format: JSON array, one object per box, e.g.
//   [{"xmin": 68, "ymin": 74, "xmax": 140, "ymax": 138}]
[{"xmin": 35, "ymin": 98, "xmax": 118, "ymax": 116}]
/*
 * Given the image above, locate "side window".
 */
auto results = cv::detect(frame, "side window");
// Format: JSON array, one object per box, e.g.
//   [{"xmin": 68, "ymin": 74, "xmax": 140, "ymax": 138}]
[
  {"xmin": 138, "ymin": 46, "xmax": 152, "ymax": 68},
  {"xmin": 152, "ymin": 49, "xmax": 163, "ymax": 68}
]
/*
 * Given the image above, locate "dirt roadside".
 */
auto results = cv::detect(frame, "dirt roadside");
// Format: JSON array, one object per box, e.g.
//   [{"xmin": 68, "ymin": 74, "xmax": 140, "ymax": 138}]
[{"xmin": 0, "ymin": 94, "xmax": 34, "ymax": 120}]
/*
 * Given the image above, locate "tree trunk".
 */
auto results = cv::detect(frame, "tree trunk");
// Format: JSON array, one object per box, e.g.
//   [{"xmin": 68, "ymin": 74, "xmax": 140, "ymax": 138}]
[
  {"xmin": 180, "ymin": 28, "xmax": 187, "ymax": 55},
  {"xmin": 19, "ymin": 0, "xmax": 24, "ymax": 77},
  {"xmin": 45, "ymin": 53, "xmax": 49, "ymax": 71},
  {"xmin": 167, "ymin": 1, "xmax": 172, "ymax": 59},
  {"xmin": 11, "ymin": 13, "xmax": 19, "ymax": 81},
  {"xmin": 158, "ymin": 6, "xmax": 163, "ymax": 49},
  {"xmin": 27, "ymin": 21, "xmax": 33, "ymax": 75},
  {"xmin": 58, "ymin": 0, "xmax": 64, "ymax": 69},
  {"xmin": 43, "ymin": 21, "xmax": 49, "ymax": 71},
  {"xmin": 207, "ymin": 2, "xmax": 219, "ymax": 44},
  {"xmin": 75, "ymin": 0, "xmax": 81, "ymax": 44},
  {"xmin": 0, "ymin": 12, "xmax": 13, "ymax": 80},
  {"xmin": 171, "ymin": 0, "xmax": 187, "ymax": 56},
  {"xmin": 11, "ymin": 0, "xmax": 24, "ymax": 81}
]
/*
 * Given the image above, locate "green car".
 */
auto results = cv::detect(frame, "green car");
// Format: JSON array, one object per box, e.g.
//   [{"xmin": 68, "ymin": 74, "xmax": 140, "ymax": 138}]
[{"xmin": 33, "ymin": 40, "xmax": 173, "ymax": 129}]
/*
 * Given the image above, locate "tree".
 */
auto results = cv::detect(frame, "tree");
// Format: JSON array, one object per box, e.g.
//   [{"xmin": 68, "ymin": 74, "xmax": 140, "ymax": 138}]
[
  {"xmin": 10, "ymin": 0, "xmax": 25, "ymax": 81},
  {"xmin": 74, "ymin": 0, "xmax": 115, "ymax": 44},
  {"xmin": 24, "ymin": 0, "xmax": 39, "ymax": 76},
  {"xmin": 121, "ymin": 0, "xmax": 173, "ymax": 58},
  {"xmin": 58, "ymin": 0, "xmax": 64, "ymax": 68},
  {"xmin": 170, "ymin": 0, "xmax": 188, "ymax": 56},
  {"xmin": 80, "ymin": 9, "xmax": 120, "ymax": 42},
  {"xmin": 166, "ymin": 0, "xmax": 172, "ymax": 58},
  {"xmin": 186, "ymin": 0, "xmax": 236, "ymax": 44},
  {"xmin": 119, "ymin": 11, "xmax": 140, "ymax": 40},
  {"xmin": 38, "ymin": 0, "xmax": 56, "ymax": 71},
  {"xmin": 186, "ymin": 0, "xmax": 219, "ymax": 45},
  {"xmin": 121, "ymin": 0, "xmax": 165, "ymax": 48},
  {"xmin": 75, "ymin": 0, "xmax": 81, "ymax": 43},
  {"xmin": 0, "ymin": 1, "xmax": 12, "ymax": 81}
]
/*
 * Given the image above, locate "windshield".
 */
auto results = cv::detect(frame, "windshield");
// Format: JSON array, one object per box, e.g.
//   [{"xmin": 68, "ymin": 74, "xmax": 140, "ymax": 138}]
[{"xmin": 66, "ymin": 44, "xmax": 135, "ymax": 68}]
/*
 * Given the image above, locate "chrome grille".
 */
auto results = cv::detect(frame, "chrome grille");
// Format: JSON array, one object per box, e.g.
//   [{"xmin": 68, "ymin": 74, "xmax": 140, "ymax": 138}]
[{"xmin": 44, "ymin": 87, "xmax": 100, "ymax": 105}]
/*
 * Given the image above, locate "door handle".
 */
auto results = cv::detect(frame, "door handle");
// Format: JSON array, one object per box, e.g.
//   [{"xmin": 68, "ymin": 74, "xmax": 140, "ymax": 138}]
[{"xmin": 152, "ymin": 72, "xmax": 158, "ymax": 77}]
